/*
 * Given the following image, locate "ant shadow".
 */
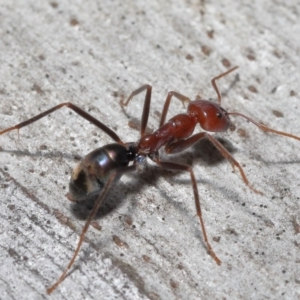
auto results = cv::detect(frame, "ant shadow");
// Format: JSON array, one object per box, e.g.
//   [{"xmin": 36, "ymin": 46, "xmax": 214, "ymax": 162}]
[
  {"xmin": 69, "ymin": 136, "xmax": 237, "ymax": 222},
  {"xmin": 192, "ymin": 136, "xmax": 236, "ymax": 165},
  {"xmin": 69, "ymin": 181, "xmax": 136, "ymax": 221},
  {"xmin": 0, "ymin": 136, "xmax": 238, "ymax": 220},
  {"xmin": 0, "ymin": 148, "xmax": 81, "ymax": 161},
  {"xmin": 0, "ymin": 136, "xmax": 275, "ymax": 232}
]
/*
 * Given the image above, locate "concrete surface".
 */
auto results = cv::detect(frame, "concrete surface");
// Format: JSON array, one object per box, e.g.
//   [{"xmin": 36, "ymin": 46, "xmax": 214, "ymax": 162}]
[{"xmin": 0, "ymin": 1, "xmax": 299, "ymax": 299}]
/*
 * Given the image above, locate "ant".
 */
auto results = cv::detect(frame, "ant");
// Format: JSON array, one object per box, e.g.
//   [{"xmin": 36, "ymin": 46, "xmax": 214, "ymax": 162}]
[{"xmin": 0, "ymin": 66, "xmax": 299, "ymax": 294}]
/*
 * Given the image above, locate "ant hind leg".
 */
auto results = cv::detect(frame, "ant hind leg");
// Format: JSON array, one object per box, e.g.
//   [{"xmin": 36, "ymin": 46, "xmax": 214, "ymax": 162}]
[
  {"xmin": 150, "ymin": 157, "xmax": 221, "ymax": 266},
  {"xmin": 0, "ymin": 102, "xmax": 122, "ymax": 143},
  {"xmin": 47, "ymin": 164, "xmax": 137, "ymax": 294}
]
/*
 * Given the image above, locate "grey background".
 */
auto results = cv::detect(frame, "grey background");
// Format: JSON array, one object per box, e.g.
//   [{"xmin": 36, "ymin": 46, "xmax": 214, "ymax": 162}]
[{"xmin": 0, "ymin": 1, "xmax": 299, "ymax": 299}]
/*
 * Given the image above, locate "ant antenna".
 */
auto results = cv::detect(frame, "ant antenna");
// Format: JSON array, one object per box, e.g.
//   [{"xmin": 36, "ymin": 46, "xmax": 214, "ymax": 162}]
[{"xmin": 228, "ymin": 112, "xmax": 300, "ymax": 141}]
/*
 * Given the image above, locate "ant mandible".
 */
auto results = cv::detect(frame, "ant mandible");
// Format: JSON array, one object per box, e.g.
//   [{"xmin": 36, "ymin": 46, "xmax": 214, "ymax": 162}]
[{"xmin": 1, "ymin": 66, "xmax": 299, "ymax": 294}]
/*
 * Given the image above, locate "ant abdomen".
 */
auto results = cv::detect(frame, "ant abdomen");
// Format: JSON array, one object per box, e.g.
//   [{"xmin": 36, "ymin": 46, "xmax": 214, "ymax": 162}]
[{"xmin": 68, "ymin": 143, "xmax": 130, "ymax": 202}]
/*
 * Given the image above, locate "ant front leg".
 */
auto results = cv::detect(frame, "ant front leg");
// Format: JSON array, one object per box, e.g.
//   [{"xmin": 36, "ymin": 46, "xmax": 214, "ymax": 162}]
[
  {"xmin": 165, "ymin": 132, "xmax": 263, "ymax": 195},
  {"xmin": 211, "ymin": 66, "xmax": 238, "ymax": 104},
  {"xmin": 150, "ymin": 156, "xmax": 221, "ymax": 265},
  {"xmin": 0, "ymin": 102, "xmax": 122, "ymax": 143},
  {"xmin": 159, "ymin": 67, "xmax": 238, "ymax": 127},
  {"xmin": 120, "ymin": 85, "xmax": 152, "ymax": 136}
]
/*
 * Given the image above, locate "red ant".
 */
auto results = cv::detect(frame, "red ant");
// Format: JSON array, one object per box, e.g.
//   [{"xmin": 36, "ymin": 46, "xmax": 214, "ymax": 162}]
[{"xmin": 0, "ymin": 66, "xmax": 299, "ymax": 294}]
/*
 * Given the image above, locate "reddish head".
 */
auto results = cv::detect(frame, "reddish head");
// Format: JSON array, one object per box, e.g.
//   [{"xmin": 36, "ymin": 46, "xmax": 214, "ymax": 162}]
[{"xmin": 188, "ymin": 100, "xmax": 235, "ymax": 132}]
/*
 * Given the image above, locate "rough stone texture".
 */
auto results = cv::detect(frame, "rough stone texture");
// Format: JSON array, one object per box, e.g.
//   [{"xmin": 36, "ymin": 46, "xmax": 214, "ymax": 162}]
[{"xmin": 0, "ymin": 1, "xmax": 299, "ymax": 299}]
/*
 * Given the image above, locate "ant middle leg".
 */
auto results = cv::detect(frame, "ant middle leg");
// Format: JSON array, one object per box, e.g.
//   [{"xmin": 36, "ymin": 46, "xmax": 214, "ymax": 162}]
[
  {"xmin": 121, "ymin": 86, "xmax": 191, "ymax": 133},
  {"xmin": 120, "ymin": 84, "xmax": 152, "ymax": 136},
  {"xmin": 211, "ymin": 66, "xmax": 238, "ymax": 104},
  {"xmin": 165, "ymin": 132, "xmax": 263, "ymax": 195},
  {"xmin": 0, "ymin": 102, "xmax": 122, "ymax": 143},
  {"xmin": 150, "ymin": 157, "xmax": 221, "ymax": 265},
  {"xmin": 159, "ymin": 91, "xmax": 191, "ymax": 127}
]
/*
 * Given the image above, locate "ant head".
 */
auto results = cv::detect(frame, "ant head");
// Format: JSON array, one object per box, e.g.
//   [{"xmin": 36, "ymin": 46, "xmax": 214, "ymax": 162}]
[{"xmin": 188, "ymin": 100, "xmax": 235, "ymax": 132}]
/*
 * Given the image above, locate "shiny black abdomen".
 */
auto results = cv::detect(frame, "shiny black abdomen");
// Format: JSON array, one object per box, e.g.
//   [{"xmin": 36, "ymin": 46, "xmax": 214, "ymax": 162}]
[{"xmin": 69, "ymin": 143, "xmax": 130, "ymax": 201}]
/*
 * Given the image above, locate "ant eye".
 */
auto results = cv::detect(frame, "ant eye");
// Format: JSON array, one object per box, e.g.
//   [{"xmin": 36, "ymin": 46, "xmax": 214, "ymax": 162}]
[{"xmin": 216, "ymin": 112, "xmax": 222, "ymax": 118}]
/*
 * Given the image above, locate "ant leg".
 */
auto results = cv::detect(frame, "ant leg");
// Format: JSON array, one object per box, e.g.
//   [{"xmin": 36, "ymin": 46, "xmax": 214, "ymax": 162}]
[
  {"xmin": 120, "ymin": 85, "xmax": 152, "ymax": 136},
  {"xmin": 165, "ymin": 132, "xmax": 263, "ymax": 195},
  {"xmin": 0, "ymin": 102, "xmax": 122, "ymax": 143},
  {"xmin": 46, "ymin": 164, "xmax": 136, "ymax": 294},
  {"xmin": 159, "ymin": 91, "xmax": 191, "ymax": 127},
  {"xmin": 151, "ymin": 157, "xmax": 221, "ymax": 265},
  {"xmin": 211, "ymin": 66, "xmax": 238, "ymax": 104}
]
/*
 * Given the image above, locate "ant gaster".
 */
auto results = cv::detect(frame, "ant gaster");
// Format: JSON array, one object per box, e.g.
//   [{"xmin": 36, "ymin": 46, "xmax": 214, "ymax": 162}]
[{"xmin": 1, "ymin": 67, "xmax": 299, "ymax": 294}]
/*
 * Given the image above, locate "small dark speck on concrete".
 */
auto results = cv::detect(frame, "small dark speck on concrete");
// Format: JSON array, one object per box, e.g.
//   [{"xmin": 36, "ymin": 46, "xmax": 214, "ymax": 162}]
[
  {"xmin": 272, "ymin": 110, "xmax": 284, "ymax": 118},
  {"xmin": 207, "ymin": 30, "xmax": 214, "ymax": 38},
  {"xmin": 248, "ymin": 85, "xmax": 258, "ymax": 93},
  {"xmin": 70, "ymin": 18, "xmax": 79, "ymax": 26},
  {"xmin": 222, "ymin": 58, "xmax": 231, "ymax": 68},
  {"xmin": 201, "ymin": 45, "xmax": 212, "ymax": 56},
  {"xmin": 8, "ymin": 204, "xmax": 16, "ymax": 210},
  {"xmin": 186, "ymin": 54, "xmax": 194, "ymax": 61}
]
